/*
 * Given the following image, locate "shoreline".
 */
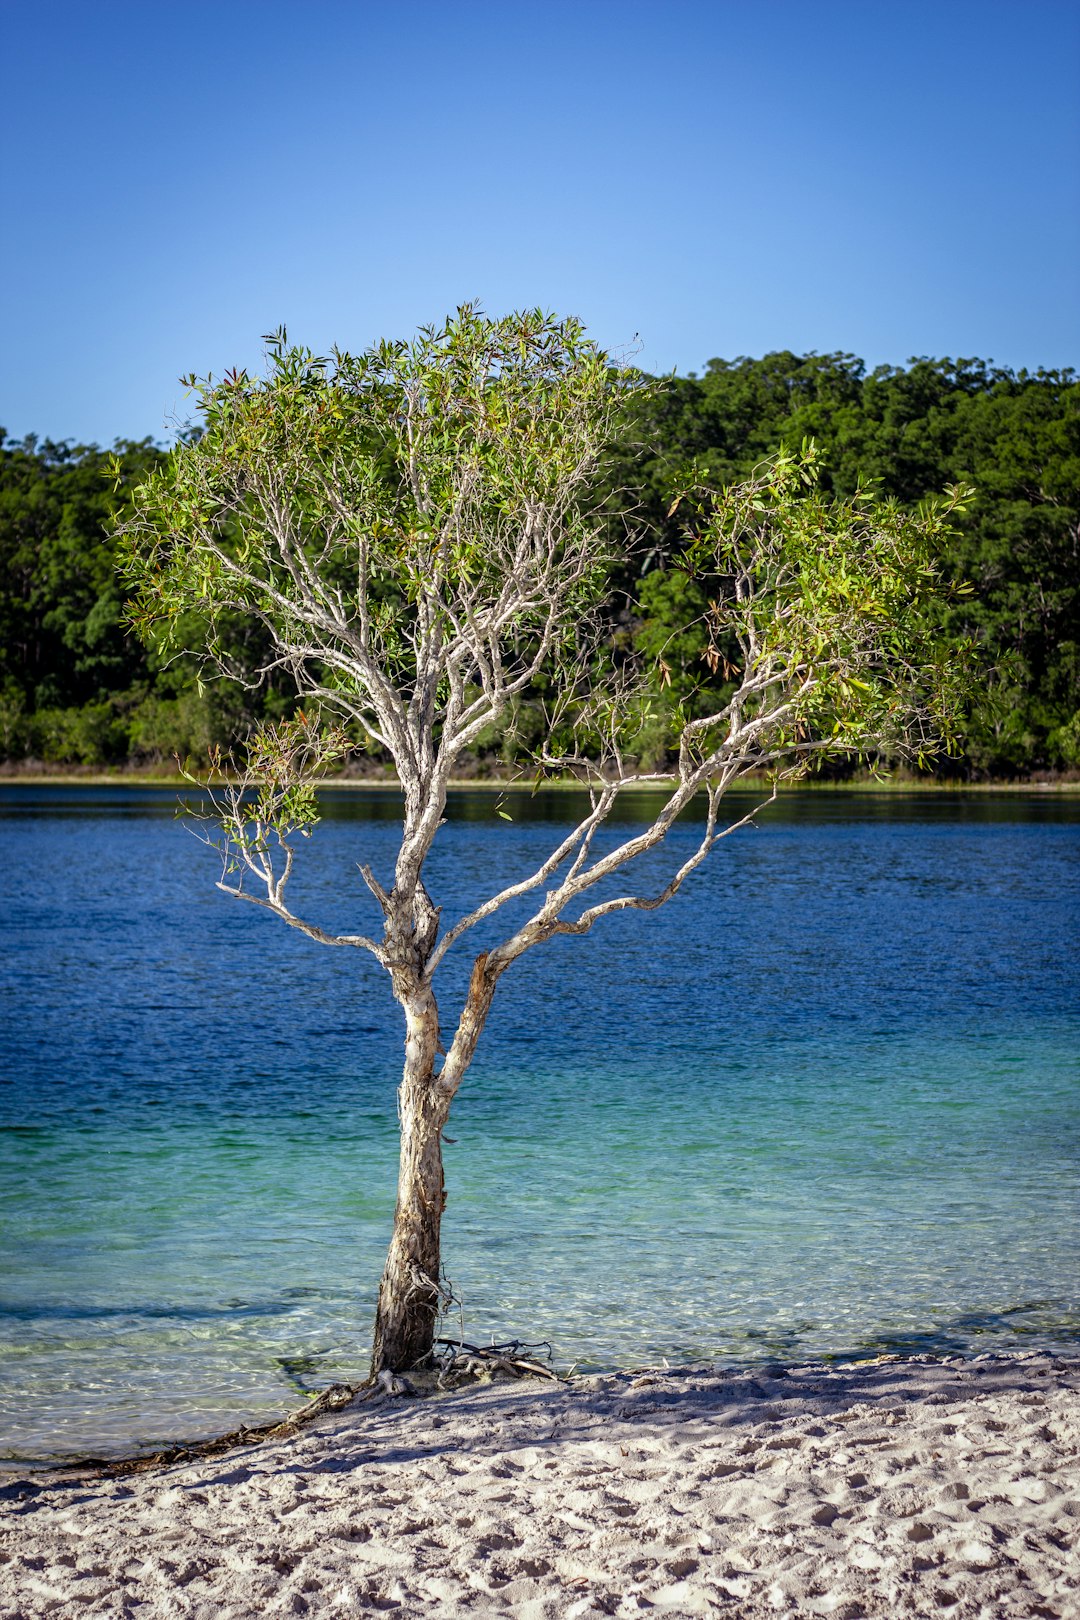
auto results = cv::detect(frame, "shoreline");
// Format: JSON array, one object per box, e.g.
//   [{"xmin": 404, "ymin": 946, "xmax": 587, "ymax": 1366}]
[
  {"xmin": 3, "ymin": 1350, "xmax": 1078, "ymax": 1617},
  {"xmin": 2, "ymin": 768, "xmax": 1079, "ymax": 794}
]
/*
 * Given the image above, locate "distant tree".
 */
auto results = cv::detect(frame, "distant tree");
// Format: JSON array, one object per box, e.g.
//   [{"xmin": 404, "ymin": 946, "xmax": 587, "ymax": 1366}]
[{"xmin": 116, "ymin": 308, "xmax": 976, "ymax": 1375}]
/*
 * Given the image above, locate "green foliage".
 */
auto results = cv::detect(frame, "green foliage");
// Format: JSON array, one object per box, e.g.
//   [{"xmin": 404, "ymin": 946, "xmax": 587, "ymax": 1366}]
[
  {"xmin": 108, "ymin": 306, "xmax": 653, "ymax": 870},
  {"xmin": 0, "ymin": 432, "xmax": 287, "ymax": 766},
  {"xmin": 126, "ymin": 685, "xmax": 250, "ymax": 765},
  {"xmin": 116, "ymin": 307, "xmax": 631, "ymax": 713},
  {"xmin": 0, "ymin": 432, "xmax": 162, "ymax": 715},
  {"xmin": 617, "ymin": 356, "xmax": 1079, "ymax": 775},
  {"xmin": 28, "ymin": 700, "xmax": 129, "ymax": 765},
  {"xmin": 673, "ymin": 445, "xmax": 976, "ymax": 773},
  {"xmin": 190, "ymin": 713, "xmax": 353, "ymax": 876},
  {"xmin": 1, "ymin": 343, "xmax": 1076, "ymax": 779}
]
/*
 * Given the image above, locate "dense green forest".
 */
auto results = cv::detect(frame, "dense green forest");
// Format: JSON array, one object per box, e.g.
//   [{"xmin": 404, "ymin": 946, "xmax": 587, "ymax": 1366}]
[{"xmin": 2, "ymin": 352, "xmax": 1077, "ymax": 776}]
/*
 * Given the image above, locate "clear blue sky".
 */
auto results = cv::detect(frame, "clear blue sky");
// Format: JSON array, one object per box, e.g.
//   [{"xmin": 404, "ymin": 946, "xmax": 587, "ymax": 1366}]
[{"xmin": 2, "ymin": 0, "xmax": 1078, "ymax": 446}]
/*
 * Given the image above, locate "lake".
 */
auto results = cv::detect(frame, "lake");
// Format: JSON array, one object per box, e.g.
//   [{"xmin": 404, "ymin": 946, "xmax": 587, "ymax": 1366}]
[{"xmin": 1, "ymin": 784, "xmax": 1078, "ymax": 1463}]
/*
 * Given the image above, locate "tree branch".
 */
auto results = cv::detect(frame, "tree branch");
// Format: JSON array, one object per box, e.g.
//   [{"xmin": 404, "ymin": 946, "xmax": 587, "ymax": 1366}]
[{"xmin": 216, "ymin": 883, "xmax": 383, "ymax": 957}]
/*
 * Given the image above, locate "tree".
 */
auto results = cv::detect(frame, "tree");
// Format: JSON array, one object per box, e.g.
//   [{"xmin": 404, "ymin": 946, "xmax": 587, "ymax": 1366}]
[{"xmin": 115, "ymin": 307, "xmax": 976, "ymax": 1376}]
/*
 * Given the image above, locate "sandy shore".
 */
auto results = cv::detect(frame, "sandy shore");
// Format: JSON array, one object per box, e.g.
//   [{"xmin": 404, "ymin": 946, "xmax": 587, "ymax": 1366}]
[{"xmin": 2, "ymin": 1352, "xmax": 1077, "ymax": 1618}]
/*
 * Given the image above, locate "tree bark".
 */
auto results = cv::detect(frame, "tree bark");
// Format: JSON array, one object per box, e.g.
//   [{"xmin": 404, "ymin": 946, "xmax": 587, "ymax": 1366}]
[
  {"xmin": 370, "ymin": 986, "xmax": 449, "ymax": 1375},
  {"xmin": 370, "ymin": 951, "xmax": 505, "ymax": 1376}
]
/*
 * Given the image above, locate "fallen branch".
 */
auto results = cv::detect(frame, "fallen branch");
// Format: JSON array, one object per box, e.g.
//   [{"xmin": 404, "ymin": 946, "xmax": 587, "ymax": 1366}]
[{"xmin": 434, "ymin": 1337, "xmax": 563, "ymax": 1388}]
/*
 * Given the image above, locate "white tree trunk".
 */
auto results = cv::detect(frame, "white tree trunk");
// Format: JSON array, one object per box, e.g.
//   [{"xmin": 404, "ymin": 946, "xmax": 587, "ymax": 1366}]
[
  {"xmin": 370, "ymin": 987, "xmax": 449, "ymax": 1374},
  {"xmin": 370, "ymin": 952, "xmax": 503, "ymax": 1374}
]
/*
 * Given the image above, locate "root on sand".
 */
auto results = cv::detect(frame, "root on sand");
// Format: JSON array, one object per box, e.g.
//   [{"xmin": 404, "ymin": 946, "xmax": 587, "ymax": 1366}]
[{"xmin": 54, "ymin": 1338, "xmax": 560, "ymax": 1480}]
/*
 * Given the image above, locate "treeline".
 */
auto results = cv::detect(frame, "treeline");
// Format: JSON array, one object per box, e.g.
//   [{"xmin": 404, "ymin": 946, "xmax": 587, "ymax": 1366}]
[
  {"xmin": 615, "ymin": 354, "xmax": 1079, "ymax": 777},
  {"xmin": 0, "ymin": 432, "xmax": 284, "ymax": 767},
  {"xmin": 1, "ymin": 352, "xmax": 1077, "ymax": 776}
]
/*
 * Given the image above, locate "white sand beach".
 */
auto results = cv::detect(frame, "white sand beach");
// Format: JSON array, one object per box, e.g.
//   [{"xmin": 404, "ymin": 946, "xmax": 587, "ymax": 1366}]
[{"xmin": 2, "ymin": 1352, "xmax": 1077, "ymax": 1618}]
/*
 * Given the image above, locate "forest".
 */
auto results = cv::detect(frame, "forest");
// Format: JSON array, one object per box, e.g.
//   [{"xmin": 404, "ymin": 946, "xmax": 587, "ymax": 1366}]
[{"xmin": 1, "ymin": 351, "xmax": 1077, "ymax": 778}]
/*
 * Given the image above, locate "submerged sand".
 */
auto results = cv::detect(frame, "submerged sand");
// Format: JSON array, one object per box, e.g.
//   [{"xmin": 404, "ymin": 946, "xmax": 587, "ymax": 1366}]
[{"xmin": 2, "ymin": 1352, "xmax": 1077, "ymax": 1618}]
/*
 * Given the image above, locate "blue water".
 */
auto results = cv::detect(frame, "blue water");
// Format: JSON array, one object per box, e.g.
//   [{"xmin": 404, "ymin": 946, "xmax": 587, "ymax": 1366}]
[{"xmin": 1, "ymin": 785, "xmax": 1078, "ymax": 1463}]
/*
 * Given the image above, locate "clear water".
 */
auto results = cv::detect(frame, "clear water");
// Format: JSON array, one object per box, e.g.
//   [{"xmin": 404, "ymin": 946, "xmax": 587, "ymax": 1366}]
[{"xmin": 1, "ymin": 785, "xmax": 1078, "ymax": 1463}]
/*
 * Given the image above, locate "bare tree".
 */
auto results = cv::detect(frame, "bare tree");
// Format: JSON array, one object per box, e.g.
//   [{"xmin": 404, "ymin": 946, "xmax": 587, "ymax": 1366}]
[{"xmin": 115, "ymin": 307, "xmax": 974, "ymax": 1374}]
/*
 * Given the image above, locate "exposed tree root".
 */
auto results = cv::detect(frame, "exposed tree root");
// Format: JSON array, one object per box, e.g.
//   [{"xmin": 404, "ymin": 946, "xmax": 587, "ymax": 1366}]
[
  {"xmin": 53, "ymin": 1381, "xmax": 366, "ymax": 1480},
  {"xmin": 44, "ymin": 1338, "xmax": 562, "ymax": 1481},
  {"xmin": 433, "ymin": 1338, "xmax": 562, "ymax": 1388}
]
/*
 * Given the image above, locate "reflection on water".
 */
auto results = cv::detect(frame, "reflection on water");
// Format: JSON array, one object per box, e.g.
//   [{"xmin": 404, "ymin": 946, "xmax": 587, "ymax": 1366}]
[{"xmin": 1, "ymin": 786, "xmax": 1078, "ymax": 1462}]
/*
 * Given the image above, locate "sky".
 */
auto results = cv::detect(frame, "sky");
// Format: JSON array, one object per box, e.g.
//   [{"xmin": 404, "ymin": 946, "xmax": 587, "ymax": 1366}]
[{"xmin": 2, "ymin": 0, "xmax": 1078, "ymax": 446}]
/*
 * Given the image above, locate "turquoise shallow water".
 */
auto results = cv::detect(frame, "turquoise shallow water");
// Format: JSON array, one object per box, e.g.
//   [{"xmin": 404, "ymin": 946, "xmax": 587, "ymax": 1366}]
[{"xmin": 1, "ymin": 786, "xmax": 1078, "ymax": 1461}]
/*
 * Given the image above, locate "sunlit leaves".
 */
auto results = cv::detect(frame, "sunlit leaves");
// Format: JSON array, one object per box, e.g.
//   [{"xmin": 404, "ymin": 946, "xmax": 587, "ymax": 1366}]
[
  {"xmin": 115, "ymin": 305, "xmax": 646, "ymax": 732},
  {"xmin": 675, "ymin": 446, "xmax": 979, "ymax": 770},
  {"xmin": 186, "ymin": 712, "xmax": 351, "ymax": 873}
]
